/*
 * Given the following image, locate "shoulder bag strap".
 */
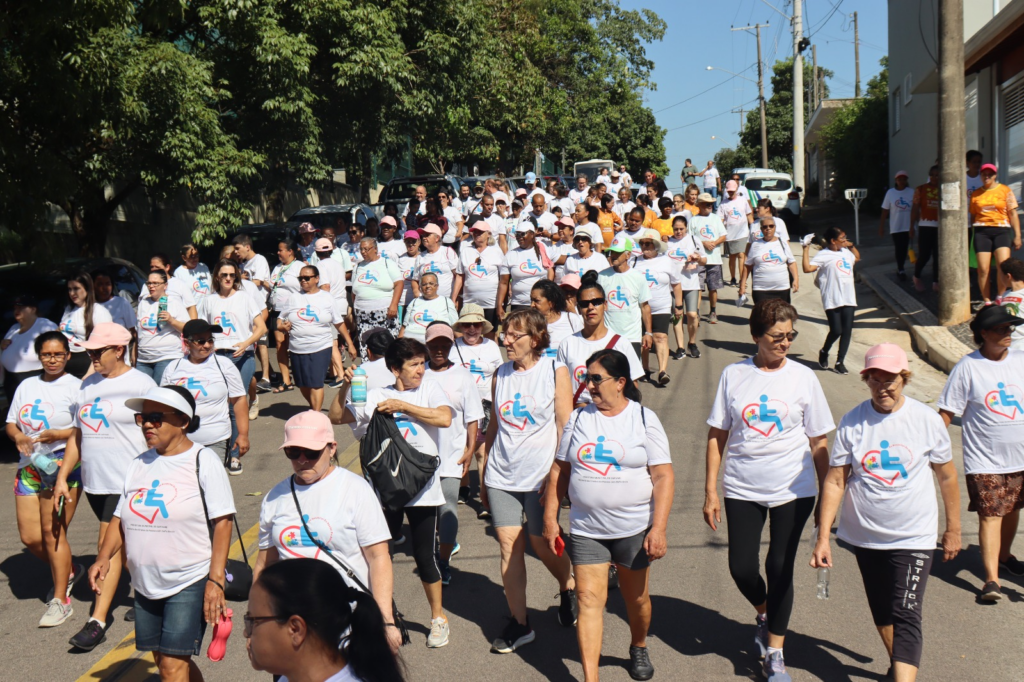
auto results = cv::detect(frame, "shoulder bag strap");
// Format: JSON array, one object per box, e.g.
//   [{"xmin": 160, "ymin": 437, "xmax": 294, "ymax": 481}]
[
  {"xmin": 195, "ymin": 450, "xmax": 248, "ymax": 563},
  {"xmin": 452, "ymin": 339, "xmax": 466, "ymax": 366}
]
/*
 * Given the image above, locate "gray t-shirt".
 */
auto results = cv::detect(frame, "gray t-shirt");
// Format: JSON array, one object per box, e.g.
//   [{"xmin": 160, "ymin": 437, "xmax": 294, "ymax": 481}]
[{"xmin": 682, "ymin": 165, "xmax": 700, "ymax": 187}]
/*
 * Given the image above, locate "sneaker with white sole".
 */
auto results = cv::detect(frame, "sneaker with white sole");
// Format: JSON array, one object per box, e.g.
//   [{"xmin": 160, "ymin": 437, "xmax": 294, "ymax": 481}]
[
  {"xmin": 426, "ymin": 616, "xmax": 450, "ymax": 648},
  {"xmin": 38, "ymin": 599, "xmax": 73, "ymax": 628},
  {"xmin": 762, "ymin": 651, "xmax": 792, "ymax": 682},
  {"xmin": 558, "ymin": 588, "xmax": 578, "ymax": 626},
  {"xmin": 491, "ymin": 617, "xmax": 535, "ymax": 653},
  {"xmin": 248, "ymin": 396, "xmax": 259, "ymax": 420},
  {"xmin": 68, "ymin": 619, "xmax": 108, "ymax": 651},
  {"xmin": 450, "ymin": 542, "xmax": 461, "ymax": 558},
  {"xmin": 228, "ymin": 458, "xmax": 243, "ymax": 476}
]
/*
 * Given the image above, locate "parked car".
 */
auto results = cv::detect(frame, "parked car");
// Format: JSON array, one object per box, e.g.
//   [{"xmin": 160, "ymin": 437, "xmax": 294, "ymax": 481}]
[
  {"xmin": 290, "ymin": 204, "xmax": 376, "ymax": 231},
  {"xmin": 743, "ymin": 172, "xmax": 802, "ymax": 234},
  {"xmin": 374, "ymin": 174, "xmax": 465, "ymax": 218},
  {"xmin": 732, "ymin": 167, "xmax": 774, "ymax": 182},
  {"xmin": 0, "ymin": 257, "xmax": 147, "ymax": 331},
  {"xmin": 196, "ymin": 222, "xmax": 299, "ymax": 270}
]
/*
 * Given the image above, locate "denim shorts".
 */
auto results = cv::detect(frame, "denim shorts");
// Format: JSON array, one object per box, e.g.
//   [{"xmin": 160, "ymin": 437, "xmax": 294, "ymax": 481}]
[{"xmin": 134, "ymin": 577, "xmax": 209, "ymax": 656}]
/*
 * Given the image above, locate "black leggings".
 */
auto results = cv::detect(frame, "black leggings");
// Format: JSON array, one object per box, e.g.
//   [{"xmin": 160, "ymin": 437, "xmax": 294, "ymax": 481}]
[
  {"xmin": 854, "ymin": 547, "xmax": 933, "ymax": 668},
  {"xmin": 891, "ymin": 232, "xmax": 910, "ymax": 273},
  {"xmin": 823, "ymin": 305, "xmax": 855, "ymax": 363},
  {"xmin": 914, "ymin": 226, "xmax": 938, "ymax": 280},
  {"xmin": 724, "ymin": 496, "xmax": 815, "ymax": 636},
  {"xmin": 384, "ymin": 505, "xmax": 441, "ymax": 584},
  {"xmin": 752, "ymin": 290, "xmax": 791, "ymax": 304}
]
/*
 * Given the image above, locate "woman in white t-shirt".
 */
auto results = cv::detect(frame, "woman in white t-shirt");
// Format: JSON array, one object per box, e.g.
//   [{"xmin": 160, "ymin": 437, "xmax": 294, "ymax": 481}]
[
  {"xmin": 246, "ymin": 559, "xmax": 406, "ymax": 682},
  {"xmin": 482, "ymin": 309, "xmax": 576, "ymax": 654},
  {"xmin": 564, "ymin": 231, "xmax": 609, "ymax": 278},
  {"xmin": 938, "ymin": 305, "xmax": 1024, "ymax": 602},
  {"xmin": 665, "ymin": 216, "xmax": 707, "ymax": 361},
  {"xmin": 812, "ymin": 344, "xmax": 961, "ymax": 682},
  {"xmin": 633, "ymin": 229, "xmax": 683, "ymax": 387},
  {"xmin": 497, "ymin": 221, "xmax": 554, "ymax": 322},
  {"xmin": 254, "ymin": 411, "xmax": 400, "ymax": 653},
  {"xmin": 173, "ymin": 244, "xmax": 213, "ymax": 299},
  {"xmin": 5, "ymin": 331, "xmax": 83, "ymax": 627},
  {"xmin": 278, "ymin": 266, "xmax": 347, "ymax": 413},
  {"xmin": 400, "ymin": 272, "xmax": 458, "ymax": 343},
  {"xmin": 266, "ymin": 240, "xmax": 304, "ymax": 391},
  {"xmin": 739, "ymin": 217, "xmax": 798, "ymax": 305},
  {"xmin": 351, "ymin": 238, "xmax": 404, "ymax": 361},
  {"xmin": 60, "ymin": 272, "xmax": 114, "ymax": 379},
  {"xmin": 802, "ymin": 226, "xmax": 860, "ymax": 375},
  {"xmin": 135, "ymin": 270, "xmax": 189, "ymax": 385},
  {"xmin": 2, "ymin": 295, "xmax": 58, "ymax": 398},
  {"xmin": 55, "ymin": 322, "xmax": 157, "ymax": 651},
  {"xmin": 704, "ymin": 299, "xmax": 834, "ymax": 680},
  {"xmin": 396, "ymin": 230, "xmax": 422, "ymax": 312},
  {"xmin": 544, "ymin": 349, "xmax": 674, "ymax": 681},
  {"xmin": 459, "ymin": 218, "xmax": 504, "ymax": 329},
  {"xmin": 89, "ymin": 386, "xmax": 234, "ymax": 679},
  {"xmin": 530, "ymin": 280, "xmax": 582, "ymax": 351},
  {"xmin": 746, "ymin": 200, "xmax": 790, "ymax": 246}
]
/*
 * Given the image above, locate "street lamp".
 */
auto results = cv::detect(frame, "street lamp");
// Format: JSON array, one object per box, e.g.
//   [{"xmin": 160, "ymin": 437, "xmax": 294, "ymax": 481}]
[
  {"xmin": 707, "ymin": 65, "xmax": 769, "ymax": 169},
  {"xmin": 706, "ymin": 65, "xmax": 756, "ymax": 84}
]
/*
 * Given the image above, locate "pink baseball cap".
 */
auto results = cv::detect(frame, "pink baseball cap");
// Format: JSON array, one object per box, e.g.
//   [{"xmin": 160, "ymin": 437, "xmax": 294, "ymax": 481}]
[
  {"xmin": 280, "ymin": 410, "xmax": 336, "ymax": 450},
  {"xmin": 860, "ymin": 343, "xmax": 909, "ymax": 375},
  {"xmin": 298, "ymin": 222, "xmax": 317, "ymax": 234},
  {"xmin": 468, "ymin": 219, "xmax": 492, "ymax": 233},
  {"xmin": 314, "ymin": 238, "xmax": 333, "ymax": 251},
  {"xmin": 556, "ymin": 217, "xmax": 575, "ymax": 229},
  {"xmin": 981, "ymin": 163, "xmax": 998, "ymax": 174},
  {"xmin": 380, "ymin": 216, "xmax": 398, "ymax": 228},
  {"xmin": 894, "ymin": 170, "xmax": 909, "ymax": 178},
  {"xmin": 515, "ymin": 188, "xmax": 528, "ymax": 197},
  {"xmin": 424, "ymin": 323, "xmax": 455, "ymax": 343},
  {"xmin": 420, "ymin": 223, "xmax": 443, "ymax": 237},
  {"xmin": 79, "ymin": 322, "xmax": 133, "ymax": 349},
  {"xmin": 725, "ymin": 179, "xmax": 739, "ymax": 192},
  {"xmin": 559, "ymin": 273, "xmax": 582, "ymax": 290},
  {"xmin": 403, "ymin": 230, "xmax": 421, "ymax": 241}
]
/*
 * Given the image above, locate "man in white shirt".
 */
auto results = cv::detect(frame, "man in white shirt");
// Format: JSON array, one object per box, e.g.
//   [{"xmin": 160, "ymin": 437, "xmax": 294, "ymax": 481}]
[
  {"xmin": 524, "ymin": 194, "xmax": 557, "ymax": 237},
  {"xmin": 401, "ymin": 185, "xmax": 428, "ymax": 218},
  {"xmin": 699, "ymin": 161, "xmax": 721, "ymax": 205},
  {"xmin": 605, "ymin": 170, "xmax": 623, "ymax": 196},
  {"xmin": 879, "ymin": 169, "xmax": 915, "ymax": 281},
  {"xmin": 463, "ymin": 182, "xmax": 483, "ymax": 216},
  {"xmin": 569, "ymin": 175, "xmax": 589, "ymax": 205}
]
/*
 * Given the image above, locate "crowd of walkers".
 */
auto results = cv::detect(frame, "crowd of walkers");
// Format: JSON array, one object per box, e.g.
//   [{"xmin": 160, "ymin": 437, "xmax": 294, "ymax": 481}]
[{"xmin": 1, "ymin": 168, "xmax": 1022, "ymax": 682}]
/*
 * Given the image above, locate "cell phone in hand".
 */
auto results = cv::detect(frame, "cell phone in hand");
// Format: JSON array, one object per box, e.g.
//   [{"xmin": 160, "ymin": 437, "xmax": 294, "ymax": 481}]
[{"xmin": 554, "ymin": 535, "xmax": 565, "ymax": 557}]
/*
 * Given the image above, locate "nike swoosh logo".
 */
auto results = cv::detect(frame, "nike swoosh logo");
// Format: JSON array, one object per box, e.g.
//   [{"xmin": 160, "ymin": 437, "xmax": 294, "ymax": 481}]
[
  {"xmin": 367, "ymin": 438, "xmax": 391, "ymax": 466},
  {"xmin": 390, "ymin": 453, "xmax": 403, "ymax": 477}
]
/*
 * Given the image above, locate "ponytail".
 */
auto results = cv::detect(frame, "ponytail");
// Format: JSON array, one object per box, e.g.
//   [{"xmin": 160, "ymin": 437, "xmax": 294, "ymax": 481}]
[{"xmin": 345, "ymin": 589, "xmax": 403, "ymax": 682}]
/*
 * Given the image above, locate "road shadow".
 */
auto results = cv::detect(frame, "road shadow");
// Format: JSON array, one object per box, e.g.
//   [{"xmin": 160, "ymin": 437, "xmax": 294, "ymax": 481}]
[
  {"xmin": 927, "ymin": 543, "xmax": 1024, "ymax": 604},
  {"xmin": 702, "ymin": 339, "xmax": 753, "ymax": 358},
  {"xmin": 258, "ymin": 401, "xmax": 313, "ymax": 421}
]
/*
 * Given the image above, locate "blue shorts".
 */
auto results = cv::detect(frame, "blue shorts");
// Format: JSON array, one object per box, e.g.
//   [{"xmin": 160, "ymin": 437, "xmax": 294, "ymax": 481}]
[{"xmin": 134, "ymin": 578, "xmax": 209, "ymax": 656}]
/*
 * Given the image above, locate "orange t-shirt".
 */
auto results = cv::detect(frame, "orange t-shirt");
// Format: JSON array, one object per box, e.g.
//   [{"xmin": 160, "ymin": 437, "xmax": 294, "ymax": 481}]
[
  {"xmin": 653, "ymin": 217, "xmax": 674, "ymax": 239},
  {"xmin": 597, "ymin": 210, "xmax": 621, "ymax": 247},
  {"xmin": 970, "ymin": 183, "xmax": 1019, "ymax": 228},
  {"xmin": 642, "ymin": 208, "xmax": 657, "ymax": 229},
  {"xmin": 683, "ymin": 202, "xmax": 700, "ymax": 216},
  {"xmin": 913, "ymin": 183, "xmax": 939, "ymax": 225}
]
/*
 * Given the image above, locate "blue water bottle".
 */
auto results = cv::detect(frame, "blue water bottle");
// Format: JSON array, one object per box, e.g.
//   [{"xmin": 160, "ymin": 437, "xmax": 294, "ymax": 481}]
[
  {"xmin": 158, "ymin": 296, "xmax": 168, "ymax": 331},
  {"xmin": 350, "ymin": 366, "xmax": 367, "ymax": 405},
  {"xmin": 30, "ymin": 442, "xmax": 59, "ymax": 475}
]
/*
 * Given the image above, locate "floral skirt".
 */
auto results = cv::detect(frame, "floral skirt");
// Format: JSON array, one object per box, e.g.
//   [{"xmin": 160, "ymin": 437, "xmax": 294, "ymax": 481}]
[{"xmin": 354, "ymin": 308, "xmax": 402, "ymax": 362}]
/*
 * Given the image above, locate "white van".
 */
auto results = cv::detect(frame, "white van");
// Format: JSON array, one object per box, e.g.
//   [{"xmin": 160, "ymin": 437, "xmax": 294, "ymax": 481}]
[{"xmin": 743, "ymin": 172, "xmax": 802, "ymax": 232}]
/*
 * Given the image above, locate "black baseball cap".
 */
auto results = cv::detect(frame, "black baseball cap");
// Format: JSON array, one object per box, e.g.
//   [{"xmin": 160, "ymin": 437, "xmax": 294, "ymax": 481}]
[
  {"xmin": 182, "ymin": 319, "xmax": 223, "ymax": 338},
  {"xmin": 13, "ymin": 295, "xmax": 39, "ymax": 308}
]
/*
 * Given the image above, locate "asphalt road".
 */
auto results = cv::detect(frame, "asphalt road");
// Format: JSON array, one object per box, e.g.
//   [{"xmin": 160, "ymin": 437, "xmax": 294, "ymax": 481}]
[{"xmin": 1, "ymin": 255, "xmax": 1022, "ymax": 682}]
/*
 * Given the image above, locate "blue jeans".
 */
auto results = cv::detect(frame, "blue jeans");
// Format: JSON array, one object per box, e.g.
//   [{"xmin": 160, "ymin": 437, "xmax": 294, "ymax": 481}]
[
  {"xmin": 134, "ymin": 577, "xmax": 208, "ymax": 656},
  {"xmin": 706, "ymin": 186, "xmax": 719, "ymax": 208},
  {"xmin": 219, "ymin": 350, "xmax": 254, "ymax": 460},
  {"xmin": 136, "ymin": 359, "xmax": 173, "ymax": 386}
]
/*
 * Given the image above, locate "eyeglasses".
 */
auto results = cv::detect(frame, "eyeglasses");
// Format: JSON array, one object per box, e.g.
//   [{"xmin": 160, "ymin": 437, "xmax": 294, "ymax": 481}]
[
  {"xmin": 584, "ymin": 373, "xmax": 611, "ymax": 387},
  {"xmin": 218, "ymin": 273, "xmax": 236, "ymax": 279},
  {"xmin": 284, "ymin": 445, "xmax": 327, "ymax": 461},
  {"xmin": 243, "ymin": 613, "xmax": 283, "ymax": 637},
  {"xmin": 764, "ymin": 331, "xmax": 799, "ymax": 343},
  {"xmin": 145, "ymin": 281, "xmax": 164, "ymax": 287},
  {"xmin": 577, "ymin": 297, "xmax": 605, "ymax": 308},
  {"xmin": 504, "ymin": 330, "xmax": 529, "ymax": 344},
  {"xmin": 989, "ymin": 324, "xmax": 1018, "ymax": 335},
  {"xmin": 297, "ymin": 276, "xmax": 316, "ymax": 282},
  {"xmin": 39, "ymin": 352, "xmax": 68, "ymax": 361},
  {"xmin": 86, "ymin": 346, "xmax": 115, "ymax": 359},
  {"xmin": 134, "ymin": 412, "xmax": 180, "ymax": 427},
  {"xmin": 761, "ymin": 223, "xmax": 776, "ymax": 229},
  {"xmin": 866, "ymin": 374, "xmax": 903, "ymax": 391},
  {"xmin": 189, "ymin": 337, "xmax": 215, "ymax": 346},
  {"xmin": 461, "ymin": 321, "xmax": 483, "ymax": 327}
]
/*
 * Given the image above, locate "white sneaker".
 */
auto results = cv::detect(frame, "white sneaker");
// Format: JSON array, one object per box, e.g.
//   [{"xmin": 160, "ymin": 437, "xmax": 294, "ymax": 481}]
[
  {"xmin": 39, "ymin": 599, "xmax": 73, "ymax": 628},
  {"xmin": 426, "ymin": 616, "xmax": 450, "ymax": 648},
  {"xmin": 248, "ymin": 396, "xmax": 259, "ymax": 421}
]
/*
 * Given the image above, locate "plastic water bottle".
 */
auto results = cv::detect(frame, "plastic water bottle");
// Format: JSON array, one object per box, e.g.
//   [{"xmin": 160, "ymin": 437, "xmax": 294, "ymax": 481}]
[
  {"xmin": 30, "ymin": 442, "xmax": 59, "ymax": 475},
  {"xmin": 158, "ymin": 296, "xmax": 168, "ymax": 331},
  {"xmin": 736, "ymin": 293, "xmax": 749, "ymax": 308},
  {"xmin": 816, "ymin": 566, "xmax": 830, "ymax": 600},
  {"xmin": 350, "ymin": 366, "xmax": 367, "ymax": 405}
]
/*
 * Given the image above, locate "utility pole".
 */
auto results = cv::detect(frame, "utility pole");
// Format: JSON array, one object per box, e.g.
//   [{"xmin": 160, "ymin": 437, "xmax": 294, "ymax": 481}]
[
  {"xmin": 731, "ymin": 107, "xmax": 746, "ymax": 137},
  {"xmin": 938, "ymin": 0, "xmax": 969, "ymax": 325},
  {"xmin": 731, "ymin": 22, "xmax": 770, "ymax": 169},
  {"xmin": 812, "ymin": 44, "xmax": 819, "ymax": 110},
  {"xmin": 853, "ymin": 11, "xmax": 861, "ymax": 97},
  {"xmin": 793, "ymin": 0, "xmax": 806, "ymax": 191}
]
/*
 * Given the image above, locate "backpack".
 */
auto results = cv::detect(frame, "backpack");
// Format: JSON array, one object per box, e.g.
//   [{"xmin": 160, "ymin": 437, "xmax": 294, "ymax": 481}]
[{"xmin": 359, "ymin": 410, "xmax": 439, "ymax": 511}]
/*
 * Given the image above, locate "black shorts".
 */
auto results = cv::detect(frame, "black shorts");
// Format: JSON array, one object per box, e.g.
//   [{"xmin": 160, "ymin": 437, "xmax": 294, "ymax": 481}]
[
  {"xmin": 650, "ymin": 313, "xmax": 671, "ymax": 335},
  {"xmin": 480, "ymin": 307, "xmax": 499, "ymax": 328},
  {"xmin": 973, "ymin": 226, "xmax": 1013, "ymax": 253},
  {"xmin": 86, "ymin": 492, "xmax": 120, "ymax": 523}
]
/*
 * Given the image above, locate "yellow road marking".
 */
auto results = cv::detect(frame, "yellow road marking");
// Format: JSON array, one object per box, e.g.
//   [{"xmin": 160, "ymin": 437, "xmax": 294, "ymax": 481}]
[{"xmin": 76, "ymin": 441, "xmax": 361, "ymax": 681}]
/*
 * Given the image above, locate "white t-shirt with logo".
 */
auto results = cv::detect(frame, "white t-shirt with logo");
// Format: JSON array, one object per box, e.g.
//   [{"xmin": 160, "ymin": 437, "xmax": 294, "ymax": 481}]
[
  {"xmin": 881, "ymin": 188, "xmax": 915, "ymax": 234},
  {"xmin": 60, "ymin": 305, "xmax": 114, "ymax": 353},
  {"xmin": 523, "ymin": 211, "xmax": 557, "ymax": 235},
  {"xmin": 707, "ymin": 358, "xmax": 835, "ymax": 506},
  {"xmin": 691, "ymin": 214, "xmax": 727, "ymax": 266},
  {"xmin": 832, "ymin": 398, "xmax": 951, "ymax": 550},
  {"xmin": 546, "ymin": 242, "xmax": 576, "ymax": 283},
  {"xmin": 564, "ymin": 251, "xmax": 610, "ymax": 278},
  {"xmin": 597, "ymin": 268, "xmax": 651, "ymax": 342},
  {"xmin": 136, "ymin": 295, "xmax": 189, "ymax": 363},
  {"xmin": 174, "ymin": 264, "xmax": 213, "ymax": 299},
  {"xmin": 378, "ymin": 239, "xmax": 407, "ymax": 263},
  {"xmin": 282, "ymin": 291, "xmax": 343, "ymax": 355},
  {"xmin": 487, "ymin": 356, "xmax": 565, "ymax": 492},
  {"xmin": 258, "ymin": 467, "xmax": 391, "ymax": 590},
  {"xmin": 703, "ymin": 167, "xmax": 720, "ymax": 189},
  {"xmin": 114, "ymin": 444, "xmax": 235, "ymax": 599},
  {"xmin": 241, "ymin": 279, "xmax": 268, "ymax": 314},
  {"xmin": 415, "ymin": 247, "xmax": 460, "ymax": 298},
  {"xmin": 938, "ymin": 349, "xmax": 1024, "ymax": 474},
  {"xmin": 99, "ymin": 297, "xmax": 137, "ymax": 332},
  {"xmin": 75, "ymin": 369, "xmax": 158, "ymax": 494},
  {"xmin": 401, "ymin": 297, "xmax": 458, "ymax": 343},
  {"xmin": 161, "ymin": 355, "xmax": 246, "ymax": 445},
  {"xmin": 345, "ymin": 383, "xmax": 452, "ymax": 507},
  {"xmin": 450, "ymin": 339, "xmax": 504, "ymax": 403},
  {"xmin": 199, "ymin": 291, "xmax": 263, "ymax": 352},
  {"xmin": 6, "ymin": 374, "xmax": 79, "ymax": 466},
  {"xmin": 998, "ymin": 288, "xmax": 1024, "ymax": 350},
  {"xmin": 352, "ymin": 257, "xmax": 403, "ymax": 312},
  {"xmin": 557, "ymin": 330, "xmax": 643, "ymax": 404},
  {"xmin": 569, "ymin": 187, "xmax": 590, "ymax": 204},
  {"xmin": 749, "ymin": 217, "xmax": 790, "ymax": 243},
  {"xmin": 426, "ymin": 365, "xmax": 485, "ymax": 478},
  {"xmin": 2, "ymin": 318, "xmax": 59, "ymax": 373},
  {"xmin": 315, "ymin": 256, "xmax": 347, "ymax": 301},
  {"xmin": 546, "ymin": 312, "xmax": 584, "ymax": 350},
  {"xmin": 745, "ymin": 240, "xmax": 794, "ymax": 292},
  {"xmin": 241, "ymin": 254, "xmax": 271, "ymax": 286},
  {"xmin": 500, "ymin": 247, "xmax": 549, "ymax": 307},
  {"xmin": 269, "ymin": 261, "xmax": 304, "ymax": 311},
  {"xmin": 665, "ymin": 234, "xmax": 707, "ymax": 291},
  {"xmin": 811, "ymin": 248, "xmax": 857, "ymax": 310},
  {"xmin": 718, "ymin": 197, "xmax": 752, "ymax": 242},
  {"xmin": 632, "ymin": 256, "xmax": 682, "ymax": 315},
  {"xmin": 557, "ymin": 401, "xmax": 671, "ymax": 539},
  {"xmin": 396, "ymin": 253, "xmax": 419, "ymax": 305},
  {"xmin": 458, "ymin": 245, "xmax": 504, "ymax": 308}
]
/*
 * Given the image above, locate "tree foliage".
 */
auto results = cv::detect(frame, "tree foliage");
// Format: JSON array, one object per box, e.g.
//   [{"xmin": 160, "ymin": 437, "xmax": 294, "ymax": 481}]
[{"xmin": 0, "ymin": 0, "xmax": 668, "ymax": 257}]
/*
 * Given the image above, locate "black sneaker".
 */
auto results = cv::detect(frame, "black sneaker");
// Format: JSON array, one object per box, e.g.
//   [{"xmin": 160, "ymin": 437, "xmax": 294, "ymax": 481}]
[
  {"xmin": 628, "ymin": 645, "xmax": 655, "ymax": 680},
  {"xmin": 228, "ymin": 458, "xmax": 243, "ymax": 476},
  {"xmin": 69, "ymin": 619, "xmax": 108, "ymax": 651},
  {"xmin": 491, "ymin": 617, "xmax": 535, "ymax": 653},
  {"xmin": 688, "ymin": 343, "xmax": 701, "ymax": 359},
  {"xmin": 834, "ymin": 362, "xmax": 849, "ymax": 375},
  {"xmin": 671, "ymin": 348, "xmax": 686, "ymax": 360},
  {"xmin": 326, "ymin": 376, "xmax": 344, "ymax": 388},
  {"xmin": 439, "ymin": 560, "xmax": 452, "ymax": 586},
  {"xmin": 458, "ymin": 486, "xmax": 470, "ymax": 505},
  {"xmin": 981, "ymin": 580, "xmax": 1002, "ymax": 602},
  {"xmin": 897, "ymin": 270, "xmax": 907, "ymax": 282},
  {"xmin": 818, "ymin": 349, "xmax": 828, "ymax": 369},
  {"xmin": 124, "ymin": 607, "xmax": 135, "ymax": 622},
  {"xmin": 477, "ymin": 507, "xmax": 491, "ymax": 520},
  {"xmin": 255, "ymin": 379, "xmax": 273, "ymax": 393},
  {"xmin": 560, "ymin": 496, "xmax": 572, "ymax": 509},
  {"xmin": 729, "ymin": 278, "xmax": 738, "ymax": 287},
  {"xmin": 1000, "ymin": 555, "xmax": 1024, "ymax": 576},
  {"xmin": 558, "ymin": 588, "xmax": 578, "ymax": 627}
]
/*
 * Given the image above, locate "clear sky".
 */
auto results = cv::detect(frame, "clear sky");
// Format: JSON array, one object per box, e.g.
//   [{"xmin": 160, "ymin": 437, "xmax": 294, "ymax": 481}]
[{"xmin": 621, "ymin": 0, "xmax": 888, "ymax": 191}]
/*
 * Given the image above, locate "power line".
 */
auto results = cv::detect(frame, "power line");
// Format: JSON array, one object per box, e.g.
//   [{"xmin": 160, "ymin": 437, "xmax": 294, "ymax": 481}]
[
  {"xmin": 808, "ymin": 0, "xmax": 845, "ymax": 38},
  {"xmin": 653, "ymin": 65, "xmax": 757, "ymax": 114},
  {"xmin": 664, "ymin": 98, "xmax": 760, "ymax": 133}
]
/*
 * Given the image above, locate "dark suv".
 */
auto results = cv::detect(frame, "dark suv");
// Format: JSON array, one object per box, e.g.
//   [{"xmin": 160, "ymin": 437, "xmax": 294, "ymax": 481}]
[{"xmin": 375, "ymin": 174, "xmax": 465, "ymax": 216}]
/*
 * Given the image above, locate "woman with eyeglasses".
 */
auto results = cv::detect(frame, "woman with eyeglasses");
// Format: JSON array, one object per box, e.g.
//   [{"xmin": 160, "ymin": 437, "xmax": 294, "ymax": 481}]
[
  {"xmin": 3, "ymin": 295, "xmax": 59, "ymax": 399},
  {"xmin": 812, "ymin": 344, "xmax": 961, "ymax": 682},
  {"xmin": 802, "ymin": 226, "xmax": 860, "ymax": 375},
  {"xmin": 254, "ymin": 411, "xmax": 400, "ymax": 652},
  {"xmin": 266, "ymin": 240, "xmax": 304, "ymax": 393},
  {"xmin": 60, "ymin": 272, "xmax": 114, "ymax": 379},
  {"xmin": 482, "ymin": 309, "xmax": 576, "ymax": 654},
  {"xmin": 634, "ymin": 228, "xmax": 683, "ymax": 387},
  {"xmin": 89, "ymin": 385, "xmax": 234, "ymax": 681},
  {"xmin": 530, "ymin": 280, "xmax": 582, "ymax": 351},
  {"xmin": 738, "ymin": 216, "xmax": 798, "ymax": 305},
  {"xmin": 278, "ymin": 266, "xmax": 348, "ymax": 412},
  {"xmin": 352, "ymin": 237, "xmax": 405, "ymax": 361},
  {"xmin": 544, "ymin": 349, "xmax": 674, "ymax": 682},
  {"xmin": 747, "ymin": 199, "xmax": 790, "ymax": 247},
  {"xmin": 497, "ymin": 221, "xmax": 554, "ymax": 323},
  {"xmin": 6, "ymin": 331, "xmax": 83, "ymax": 628},
  {"xmin": 704, "ymin": 299, "xmax": 834, "ymax": 681},
  {"xmin": 396, "ymin": 229, "xmax": 422, "ymax": 314},
  {"xmin": 938, "ymin": 305, "xmax": 1024, "ymax": 602},
  {"xmin": 162, "ymin": 319, "xmax": 249, "ymax": 476},
  {"xmin": 135, "ymin": 270, "xmax": 190, "ymax": 385},
  {"xmin": 173, "ymin": 244, "xmax": 213, "ymax": 298},
  {"xmin": 399, "ymin": 272, "xmax": 458, "ymax": 344},
  {"xmin": 458, "ymin": 218, "xmax": 504, "ymax": 332},
  {"xmin": 246, "ymin": 559, "xmax": 406, "ymax": 682},
  {"xmin": 55, "ymin": 323, "xmax": 157, "ymax": 651}
]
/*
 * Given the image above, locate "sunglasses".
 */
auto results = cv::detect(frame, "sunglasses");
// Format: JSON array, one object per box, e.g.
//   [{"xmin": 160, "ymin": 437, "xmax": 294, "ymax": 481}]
[
  {"xmin": 189, "ymin": 337, "xmax": 215, "ymax": 346},
  {"xmin": 218, "ymin": 273, "xmax": 237, "ymax": 279},
  {"xmin": 134, "ymin": 412, "xmax": 181, "ymax": 427},
  {"xmin": 297, "ymin": 276, "xmax": 316, "ymax": 282},
  {"xmin": 284, "ymin": 445, "xmax": 327, "ymax": 461},
  {"xmin": 86, "ymin": 346, "xmax": 115, "ymax": 359},
  {"xmin": 765, "ymin": 331, "xmax": 799, "ymax": 343},
  {"xmin": 583, "ymin": 373, "xmax": 611, "ymax": 386},
  {"xmin": 577, "ymin": 297, "xmax": 605, "ymax": 308}
]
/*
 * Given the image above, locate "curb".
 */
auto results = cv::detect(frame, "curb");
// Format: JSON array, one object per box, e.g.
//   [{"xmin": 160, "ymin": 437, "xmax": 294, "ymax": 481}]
[{"xmin": 859, "ymin": 265, "xmax": 972, "ymax": 374}]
